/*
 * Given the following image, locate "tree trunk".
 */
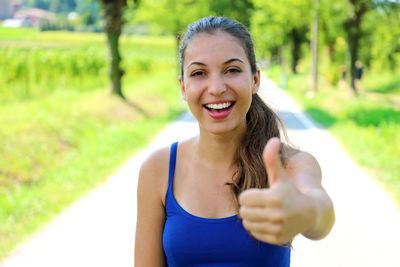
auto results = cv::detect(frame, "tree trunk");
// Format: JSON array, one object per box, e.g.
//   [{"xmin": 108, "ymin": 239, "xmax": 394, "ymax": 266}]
[
  {"xmin": 290, "ymin": 28, "xmax": 302, "ymax": 74},
  {"xmin": 347, "ymin": 30, "xmax": 359, "ymax": 94},
  {"xmin": 327, "ymin": 44, "xmax": 335, "ymax": 60},
  {"xmin": 277, "ymin": 46, "xmax": 283, "ymax": 67},
  {"xmin": 269, "ymin": 46, "xmax": 277, "ymax": 65},
  {"xmin": 106, "ymin": 31, "xmax": 124, "ymax": 98},
  {"xmin": 344, "ymin": 0, "xmax": 369, "ymax": 94},
  {"xmin": 311, "ymin": 0, "xmax": 319, "ymax": 92},
  {"xmin": 101, "ymin": 0, "xmax": 127, "ymax": 98}
]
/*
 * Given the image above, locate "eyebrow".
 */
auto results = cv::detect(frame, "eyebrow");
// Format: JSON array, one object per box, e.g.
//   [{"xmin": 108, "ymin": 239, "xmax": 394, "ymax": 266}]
[
  {"xmin": 186, "ymin": 61, "xmax": 206, "ymax": 70},
  {"xmin": 223, "ymin": 58, "xmax": 244, "ymax": 65},
  {"xmin": 186, "ymin": 58, "xmax": 245, "ymax": 70}
]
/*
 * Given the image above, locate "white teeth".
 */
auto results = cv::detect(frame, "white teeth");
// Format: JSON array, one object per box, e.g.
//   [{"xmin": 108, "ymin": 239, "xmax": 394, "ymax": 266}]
[{"xmin": 205, "ymin": 102, "xmax": 232, "ymax": 109}]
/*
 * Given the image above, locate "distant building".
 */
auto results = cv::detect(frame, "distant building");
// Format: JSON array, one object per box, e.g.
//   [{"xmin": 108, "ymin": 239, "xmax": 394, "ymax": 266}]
[
  {"xmin": 14, "ymin": 8, "xmax": 56, "ymax": 25},
  {"xmin": 0, "ymin": 0, "xmax": 13, "ymax": 20}
]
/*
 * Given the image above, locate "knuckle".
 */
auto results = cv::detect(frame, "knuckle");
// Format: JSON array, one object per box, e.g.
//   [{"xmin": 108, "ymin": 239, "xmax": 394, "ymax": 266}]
[
  {"xmin": 268, "ymin": 195, "xmax": 283, "ymax": 207},
  {"xmin": 270, "ymin": 211, "xmax": 284, "ymax": 223},
  {"xmin": 258, "ymin": 223, "xmax": 269, "ymax": 233},
  {"xmin": 239, "ymin": 206, "xmax": 246, "ymax": 217},
  {"xmin": 274, "ymin": 226, "xmax": 283, "ymax": 236},
  {"xmin": 274, "ymin": 199, "xmax": 283, "ymax": 208},
  {"xmin": 238, "ymin": 194, "xmax": 246, "ymax": 205}
]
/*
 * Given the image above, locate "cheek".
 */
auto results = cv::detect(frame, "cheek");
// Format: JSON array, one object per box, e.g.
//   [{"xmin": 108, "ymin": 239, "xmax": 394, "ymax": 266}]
[
  {"xmin": 230, "ymin": 75, "xmax": 253, "ymax": 89},
  {"xmin": 235, "ymin": 79, "xmax": 254, "ymax": 100},
  {"xmin": 184, "ymin": 89, "xmax": 201, "ymax": 110},
  {"xmin": 239, "ymin": 81, "xmax": 254, "ymax": 110},
  {"xmin": 184, "ymin": 81, "xmax": 202, "ymax": 100}
]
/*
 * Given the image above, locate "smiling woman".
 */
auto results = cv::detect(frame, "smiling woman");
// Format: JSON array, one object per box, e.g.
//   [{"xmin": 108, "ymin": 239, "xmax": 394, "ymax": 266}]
[
  {"xmin": 135, "ymin": 16, "xmax": 335, "ymax": 266},
  {"xmin": 179, "ymin": 30, "xmax": 257, "ymax": 135}
]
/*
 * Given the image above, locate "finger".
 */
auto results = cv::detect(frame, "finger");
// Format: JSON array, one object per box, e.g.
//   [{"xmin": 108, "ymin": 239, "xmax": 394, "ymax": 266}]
[
  {"xmin": 239, "ymin": 206, "xmax": 271, "ymax": 222},
  {"xmin": 263, "ymin": 137, "xmax": 286, "ymax": 186},
  {"xmin": 240, "ymin": 206, "xmax": 285, "ymax": 223},
  {"xmin": 251, "ymin": 232, "xmax": 284, "ymax": 246},
  {"xmin": 238, "ymin": 188, "xmax": 268, "ymax": 207},
  {"xmin": 242, "ymin": 220, "xmax": 282, "ymax": 236}
]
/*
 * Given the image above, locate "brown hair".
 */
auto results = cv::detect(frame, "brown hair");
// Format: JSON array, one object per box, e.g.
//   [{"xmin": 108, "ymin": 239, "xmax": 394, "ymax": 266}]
[{"xmin": 179, "ymin": 17, "xmax": 288, "ymax": 208}]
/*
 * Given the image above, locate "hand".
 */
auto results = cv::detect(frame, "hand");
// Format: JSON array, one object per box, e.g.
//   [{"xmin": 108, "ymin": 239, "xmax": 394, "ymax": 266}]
[{"xmin": 238, "ymin": 138, "xmax": 317, "ymax": 245}]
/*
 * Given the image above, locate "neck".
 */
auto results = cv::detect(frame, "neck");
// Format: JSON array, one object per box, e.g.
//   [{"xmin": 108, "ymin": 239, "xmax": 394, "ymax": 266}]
[{"xmin": 194, "ymin": 125, "xmax": 246, "ymax": 170}]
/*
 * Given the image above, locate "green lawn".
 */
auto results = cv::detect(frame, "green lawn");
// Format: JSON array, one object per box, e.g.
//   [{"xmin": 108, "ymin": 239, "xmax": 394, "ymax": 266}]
[
  {"xmin": 266, "ymin": 66, "xmax": 400, "ymax": 207},
  {"xmin": 0, "ymin": 28, "xmax": 183, "ymax": 260}
]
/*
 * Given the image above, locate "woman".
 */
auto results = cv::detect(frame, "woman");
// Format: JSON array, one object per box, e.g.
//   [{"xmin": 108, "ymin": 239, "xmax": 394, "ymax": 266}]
[{"xmin": 135, "ymin": 17, "xmax": 335, "ymax": 266}]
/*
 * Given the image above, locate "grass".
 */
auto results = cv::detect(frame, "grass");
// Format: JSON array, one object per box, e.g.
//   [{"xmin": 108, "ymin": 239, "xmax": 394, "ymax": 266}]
[
  {"xmin": 265, "ymin": 66, "xmax": 400, "ymax": 207},
  {"xmin": 0, "ymin": 29, "xmax": 183, "ymax": 260},
  {"xmin": 0, "ymin": 28, "xmax": 177, "ymax": 103}
]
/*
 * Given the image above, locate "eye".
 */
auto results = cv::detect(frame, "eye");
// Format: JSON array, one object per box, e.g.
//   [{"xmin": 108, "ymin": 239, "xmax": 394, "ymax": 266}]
[
  {"xmin": 226, "ymin": 68, "xmax": 241, "ymax": 74},
  {"xmin": 190, "ymin": 70, "xmax": 205, "ymax": 77}
]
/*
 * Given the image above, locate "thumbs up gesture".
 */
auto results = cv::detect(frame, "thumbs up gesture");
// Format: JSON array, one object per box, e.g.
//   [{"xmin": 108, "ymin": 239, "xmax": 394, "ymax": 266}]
[{"xmin": 238, "ymin": 138, "xmax": 317, "ymax": 245}]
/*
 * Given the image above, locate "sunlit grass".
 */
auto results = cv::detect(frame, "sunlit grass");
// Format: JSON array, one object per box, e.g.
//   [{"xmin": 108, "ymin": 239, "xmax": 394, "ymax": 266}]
[{"xmin": 0, "ymin": 27, "xmax": 176, "ymax": 102}]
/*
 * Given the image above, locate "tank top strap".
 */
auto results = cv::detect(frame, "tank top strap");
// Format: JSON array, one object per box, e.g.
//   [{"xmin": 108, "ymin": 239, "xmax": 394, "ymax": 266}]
[{"xmin": 168, "ymin": 142, "xmax": 178, "ymax": 188}]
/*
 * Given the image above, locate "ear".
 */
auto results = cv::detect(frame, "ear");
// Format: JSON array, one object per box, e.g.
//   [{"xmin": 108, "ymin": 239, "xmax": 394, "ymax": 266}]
[
  {"xmin": 251, "ymin": 68, "xmax": 261, "ymax": 95},
  {"xmin": 178, "ymin": 76, "xmax": 187, "ymax": 101}
]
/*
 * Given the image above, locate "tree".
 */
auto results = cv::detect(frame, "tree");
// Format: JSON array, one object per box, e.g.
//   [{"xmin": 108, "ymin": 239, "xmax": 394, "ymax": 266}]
[
  {"xmin": 135, "ymin": 0, "xmax": 210, "ymax": 57},
  {"xmin": 23, "ymin": 0, "xmax": 50, "ymax": 10},
  {"xmin": 77, "ymin": 1, "xmax": 100, "ymax": 26},
  {"xmin": 99, "ymin": 0, "xmax": 138, "ymax": 99},
  {"xmin": 362, "ymin": 1, "xmax": 400, "ymax": 72},
  {"xmin": 208, "ymin": 0, "xmax": 254, "ymax": 28},
  {"xmin": 311, "ymin": 0, "xmax": 319, "ymax": 92},
  {"xmin": 23, "ymin": 0, "xmax": 77, "ymax": 13},
  {"xmin": 319, "ymin": 0, "xmax": 349, "ymax": 61},
  {"xmin": 342, "ymin": 0, "xmax": 373, "ymax": 93},
  {"xmin": 49, "ymin": 0, "xmax": 77, "ymax": 13},
  {"xmin": 251, "ymin": 0, "xmax": 312, "ymax": 73},
  {"xmin": 342, "ymin": 0, "xmax": 400, "ymax": 93}
]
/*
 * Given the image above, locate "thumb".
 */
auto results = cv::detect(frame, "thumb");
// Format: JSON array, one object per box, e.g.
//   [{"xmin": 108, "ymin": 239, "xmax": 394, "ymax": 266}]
[{"xmin": 263, "ymin": 137, "xmax": 286, "ymax": 186}]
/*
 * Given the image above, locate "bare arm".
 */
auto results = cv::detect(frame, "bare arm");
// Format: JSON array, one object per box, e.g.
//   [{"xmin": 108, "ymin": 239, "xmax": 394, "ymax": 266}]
[
  {"xmin": 284, "ymin": 147, "xmax": 335, "ymax": 240},
  {"xmin": 135, "ymin": 149, "xmax": 169, "ymax": 266},
  {"xmin": 239, "ymin": 138, "xmax": 335, "ymax": 244}
]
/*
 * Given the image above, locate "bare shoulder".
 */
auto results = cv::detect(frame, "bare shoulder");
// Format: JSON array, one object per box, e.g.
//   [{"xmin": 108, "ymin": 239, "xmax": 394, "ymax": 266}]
[
  {"xmin": 138, "ymin": 145, "xmax": 171, "ymax": 206},
  {"xmin": 140, "ymin": 145, "xmax": 170, "ymax": 177},
  {"xmin": 135, "ymin": 146, "xmax": 171, "ymax": 265}
]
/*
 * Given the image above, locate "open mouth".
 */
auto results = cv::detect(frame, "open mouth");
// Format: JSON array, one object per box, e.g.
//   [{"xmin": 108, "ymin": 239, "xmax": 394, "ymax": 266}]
[{"xmin": 203, "ymin": 102, "xmax": 235, "ymax": 113}]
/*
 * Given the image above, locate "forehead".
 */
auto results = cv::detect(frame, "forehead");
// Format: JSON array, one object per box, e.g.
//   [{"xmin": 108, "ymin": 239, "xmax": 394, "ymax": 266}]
[{"xmin": 183, "ymin": 31, "xmax": 248, "ymax": 66}]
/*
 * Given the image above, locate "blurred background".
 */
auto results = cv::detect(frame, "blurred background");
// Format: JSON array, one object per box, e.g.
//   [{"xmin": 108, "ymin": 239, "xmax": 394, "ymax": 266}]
[{"xmin": 0, "ymin": 0, "xmax": 399, "ymax": 263}]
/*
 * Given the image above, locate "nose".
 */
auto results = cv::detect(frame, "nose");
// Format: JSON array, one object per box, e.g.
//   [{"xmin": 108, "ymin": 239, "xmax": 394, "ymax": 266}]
[{"xmin": 208, "ymin": 74, "xmax": 226, "ymax": 96}]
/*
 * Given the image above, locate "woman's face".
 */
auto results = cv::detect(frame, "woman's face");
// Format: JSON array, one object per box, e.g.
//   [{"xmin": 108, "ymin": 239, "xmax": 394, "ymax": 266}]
[{"xmin": 180, "ymin": 31, "xmax": 260, "ymax": 136}]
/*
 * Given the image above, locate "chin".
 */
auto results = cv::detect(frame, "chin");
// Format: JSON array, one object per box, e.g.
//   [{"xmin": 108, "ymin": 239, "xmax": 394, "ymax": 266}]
[{"xmin": 201, "ymin": 121, "xmax": 245, "ymax": 136}]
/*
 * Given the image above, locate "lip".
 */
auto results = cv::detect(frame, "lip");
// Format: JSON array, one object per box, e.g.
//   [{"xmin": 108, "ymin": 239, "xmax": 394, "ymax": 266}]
[
  {"xmin": 204, "ymin": 103, "xmax": 234, "ymax": 119},
  {"xmin": 203, "ymin": 99, "xmax": 235, "ymax": 105}
]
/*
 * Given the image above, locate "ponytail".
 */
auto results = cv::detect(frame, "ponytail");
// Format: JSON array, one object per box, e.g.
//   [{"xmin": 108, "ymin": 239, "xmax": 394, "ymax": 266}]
[{"xmin": 227, "ymin": 94, "xmax": 287, "ymax": 208}]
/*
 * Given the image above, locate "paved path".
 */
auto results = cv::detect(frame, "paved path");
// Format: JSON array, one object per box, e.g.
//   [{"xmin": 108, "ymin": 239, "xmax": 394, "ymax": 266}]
[
  {"xmin": 1, "ymin": 77, "xmax": 399, "ymax": 267},
  {"xmin": 259, "ymin": 80, "xmax": 400, "ymax": 267}
]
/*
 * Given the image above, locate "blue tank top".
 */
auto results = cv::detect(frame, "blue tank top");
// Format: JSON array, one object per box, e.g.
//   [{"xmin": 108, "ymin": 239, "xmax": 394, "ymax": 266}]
[{"xmin": 162, "ymin": 142, "xmax": 291, "ymax": 266}]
